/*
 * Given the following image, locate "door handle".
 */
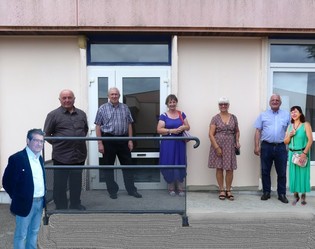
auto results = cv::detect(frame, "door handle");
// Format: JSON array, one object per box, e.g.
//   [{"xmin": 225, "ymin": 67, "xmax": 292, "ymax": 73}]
[
  {"xmin": 89, "ymin": 125, "xmax": 96, "ymax": 135},
  {"xmin": 136, "ymin": 153, "xmax": 147, "ymax": 157}
]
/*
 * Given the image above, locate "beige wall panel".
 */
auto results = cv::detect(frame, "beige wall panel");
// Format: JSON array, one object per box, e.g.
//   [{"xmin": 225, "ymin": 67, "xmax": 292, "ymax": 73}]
[
  {"xmin": 0, "ymin": 36, "xmax": 85, "ymax": 178},
  {"xmin": 2, "ymin": 0, "xmax": 315, "ymax": 31},
  {"xmin": 78, "ymin": 0, "xmax": 315, "ymax": 29},
  {"xmin": 178, "ymin": 37, "xmax": 263, "ymax": 188},
  {"xmin": 0, "ymin": 0, "xmax": 77, "ymax": 26}
]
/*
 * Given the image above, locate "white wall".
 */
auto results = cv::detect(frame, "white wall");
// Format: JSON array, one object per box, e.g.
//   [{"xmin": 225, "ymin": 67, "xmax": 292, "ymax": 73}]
[
  {"xmin": 177, "ymin": 37, "xmax": 265, "ymax": 188},
  {"xmin": 0, "ymin": 36, "xmax": 87, "ymax": 178},
  {"xmin": 2, "ymin": 35, "xmax": 313, "ymax": 191}
]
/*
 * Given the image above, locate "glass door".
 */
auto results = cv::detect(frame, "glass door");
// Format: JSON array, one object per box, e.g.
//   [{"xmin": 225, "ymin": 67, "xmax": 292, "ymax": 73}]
[{"xmin": 88, "ymin": 66, "xmax": 170, "ymax": 189}]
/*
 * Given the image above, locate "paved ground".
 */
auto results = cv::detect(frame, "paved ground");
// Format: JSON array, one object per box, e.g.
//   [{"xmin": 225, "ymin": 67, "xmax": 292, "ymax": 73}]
[{"xmin": 2, "ymin": 191, "xmax": 315, "ymax": 248}]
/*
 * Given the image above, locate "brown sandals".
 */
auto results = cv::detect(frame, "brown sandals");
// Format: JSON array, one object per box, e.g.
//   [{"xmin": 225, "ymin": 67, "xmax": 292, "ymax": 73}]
[
  {"xmin": 218, "ymin": 190, "xmax": 226, "ymax": 200},
  {"xmin": 301, "ymin": 194, "xmax": 307, "ymax": 205},
  {"xmin": 218, "ymin": 189, "xmax": 234, "ymax": 201},
  {"xmin": 292, "ymin": 193, "xmax": 300, "ymax": 206},
  {"xmin": 292, "ymin": 193, "xmax": 306, "ymax": 205},
  {"xmin": 226, "ymin": 190, "xmax": 234, "ymax": 201}
]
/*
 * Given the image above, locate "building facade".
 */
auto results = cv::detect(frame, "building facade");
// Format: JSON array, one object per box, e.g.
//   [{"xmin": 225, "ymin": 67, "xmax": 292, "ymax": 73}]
[{"xmin": 1, "ymin": 0, "xmax": 315, "ymax": 193}]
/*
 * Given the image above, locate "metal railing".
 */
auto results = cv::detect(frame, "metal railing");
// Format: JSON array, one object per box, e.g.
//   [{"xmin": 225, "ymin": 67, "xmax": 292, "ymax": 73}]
[{"xmin": 43, "ymin": 136, "xmax": 200, "ymax": 227}]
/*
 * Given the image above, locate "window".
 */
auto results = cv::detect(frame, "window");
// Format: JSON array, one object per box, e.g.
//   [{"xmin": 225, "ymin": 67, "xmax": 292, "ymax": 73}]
[
  {"xmin": 87, "ymin": 35, "xmax": 171, "ymax": 65},
  {"xmin": 271, "ymin": 44, "xmax": 315, "ymax": 63},
  {"xmin": 270, "ymin": 41, "xmax": 315, "ymax": 159}
]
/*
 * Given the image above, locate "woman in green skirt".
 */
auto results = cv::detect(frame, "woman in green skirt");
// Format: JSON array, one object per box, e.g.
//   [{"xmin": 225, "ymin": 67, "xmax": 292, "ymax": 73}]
[{"xmin": 284, "ymin": 106, "xmax": 312, "ymax": 205}]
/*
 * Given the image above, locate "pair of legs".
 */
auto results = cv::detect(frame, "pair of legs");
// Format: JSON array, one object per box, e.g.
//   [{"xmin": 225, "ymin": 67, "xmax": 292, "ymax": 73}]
[
  {"xmin": 292, "ymin": 192, "xmax": 307, "ymax": 205},
  {"xmin": 260, "ymin": 142, "xmax": 287, "ymax": 196},
  {"xmin": 216, "ymin": 168, "xmax": 234, "ymax": 200},
  {"xmin": 53, "ymin": 160, "xmax": 84, "ymax": 209},
  {"xmin": 14, "ymin": 198, "xmax": 43, "ymax": 249},
  {"xmin": 102, "ymin": 139, "xmax": 137, "ymax": 196}
]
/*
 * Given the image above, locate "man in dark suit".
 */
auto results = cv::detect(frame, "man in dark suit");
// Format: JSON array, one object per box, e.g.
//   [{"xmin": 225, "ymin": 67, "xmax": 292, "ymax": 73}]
[{"xmin": 2, "ymin": 128, "xmax": 46, "ymax": 249}]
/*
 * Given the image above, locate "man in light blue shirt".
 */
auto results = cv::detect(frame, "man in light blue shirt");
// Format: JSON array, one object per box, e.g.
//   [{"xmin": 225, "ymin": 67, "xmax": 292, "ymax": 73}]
[{"xmin": 254, "ymin": 94, "xmax": 290, "ymax": 203}]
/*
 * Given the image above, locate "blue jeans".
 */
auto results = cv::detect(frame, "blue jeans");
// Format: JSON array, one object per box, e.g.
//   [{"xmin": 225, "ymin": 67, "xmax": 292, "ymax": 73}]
[
  {"xmin": 14, "ymin": 197, "xmax": 43, "ymax": 249},
  {"xmin": 260, "ymin": 142, "xmax": 288, "ymax": 195}
]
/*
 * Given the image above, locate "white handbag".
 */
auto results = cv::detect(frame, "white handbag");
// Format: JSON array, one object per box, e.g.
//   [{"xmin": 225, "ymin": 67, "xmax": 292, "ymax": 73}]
[
  {"xmin": 291, "ymin": 136, "xmax": 307, "ymax": 167},
  {"xmin": 292, "ymin": 153, "xmax": 307, "ymax": 167}
]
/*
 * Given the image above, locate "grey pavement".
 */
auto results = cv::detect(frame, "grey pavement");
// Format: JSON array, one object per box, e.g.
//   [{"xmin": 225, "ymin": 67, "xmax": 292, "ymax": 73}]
[{"xmin": 1, "ymin": 190, "xmax": 315, "ymax": 248}]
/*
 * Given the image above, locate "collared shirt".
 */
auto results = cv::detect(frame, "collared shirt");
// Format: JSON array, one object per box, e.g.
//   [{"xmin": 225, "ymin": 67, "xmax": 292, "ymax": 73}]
[
  {"xmin": 44, "ymin": 106, "xmax": 88, "ymax": 164},
  {"xmin": 26, "ymin": 146, "xmax": 45, "ymax": 198},
  {"xmin": 94, "ymin": 102, "xmax": 133, "ymax": 135},
  {"xmin": 254, "ymin": 109, "xmax": 290, "ymax": 143}
]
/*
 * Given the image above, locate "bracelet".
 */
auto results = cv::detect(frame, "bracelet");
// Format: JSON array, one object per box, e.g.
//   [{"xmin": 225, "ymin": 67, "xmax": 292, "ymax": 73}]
[
  {"xmin": 215, "ymin": 147, "xmax": 219, "ymax": 150},
  {"xmin": 303, "ymin": 151, "xmax": 307, "ymax": 155}
]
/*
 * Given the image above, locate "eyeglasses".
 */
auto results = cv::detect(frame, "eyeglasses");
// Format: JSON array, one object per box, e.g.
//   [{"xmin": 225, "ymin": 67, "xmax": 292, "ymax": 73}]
[
  {"xmin": 219, "ymin": 103, "xmax": 229, "ymax": 106},
  {"xmin": 32, "ymin": 138, "xmax": 45, "ymax": 145}
]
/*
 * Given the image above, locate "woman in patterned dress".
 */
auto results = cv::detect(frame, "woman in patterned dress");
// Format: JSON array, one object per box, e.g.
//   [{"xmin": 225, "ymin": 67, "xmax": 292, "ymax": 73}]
[
  {"xmin": 157, "ymin": 94, "xmax": 190, "ymax": 196},
  {"xmin": 208, "ymin": 97, "xmax": 240, "ymax": 200},
  {"xmin": 284, "ymin": 106, "xmax": 312, "ymax": 205}
]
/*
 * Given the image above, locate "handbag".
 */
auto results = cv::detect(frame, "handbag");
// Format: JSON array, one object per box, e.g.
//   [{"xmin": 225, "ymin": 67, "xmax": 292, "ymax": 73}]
[
  {"xmin": 292, "ymin": 153, "xmax": 307, "ymax": 167},
  {"xmin": 182, "ymin": 130, "xmax": 192, "ymax": 138},
  {"xmin": 178, "ymin": 111, "xmax": 192, "ymax": 142},
  {"xmin": 291, "ymin": 135, "xmax": 307, "ymax": 167},
  {"xmin": 231, "ymin": 114, "xmax": 240, "ymax": 155},
  {"xmin": 235, "ymin": 147, "xmax": 240, "ymax": 155}
]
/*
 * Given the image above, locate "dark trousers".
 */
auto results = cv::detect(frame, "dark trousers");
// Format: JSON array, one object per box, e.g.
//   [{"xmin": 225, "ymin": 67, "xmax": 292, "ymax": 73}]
[
  {"xmin": 101, "ymin": 138, "xmax": 137, "ymax": 195},
  {"xmin": 260, "ymin": 141, "xmax": 288, "ymax": 195},
  {"xmin": 53, "ymin": 160, "xmax": 84, "ymax": 209}
]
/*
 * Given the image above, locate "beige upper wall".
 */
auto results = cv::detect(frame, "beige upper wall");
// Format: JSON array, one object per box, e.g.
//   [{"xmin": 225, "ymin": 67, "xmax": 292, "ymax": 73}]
[
  {"xmin": 1, "ymin": 0, "xmax": 315, "ymax": 32},
  {"xmin": 0, "ymin": 35, "xmax": 313, "ymax": 189},
  {"xmin": 177, "ymin": 37, "xmax": 264, "ymax": 187},
  {"xmin": 0, "ymin": 36, "xmax": 86, "ymax": 177},
  {"xmin": 0, "ymin": 35, "xmax": 266, "ymax": 188}
]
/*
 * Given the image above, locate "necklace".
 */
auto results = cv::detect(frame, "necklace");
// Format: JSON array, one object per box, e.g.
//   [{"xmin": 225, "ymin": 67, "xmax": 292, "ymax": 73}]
[
  {"xmin": 293, "ymin": 122, "xmax": 301, "ymax": 130},
  {"xmin": 220, "ymin": 113, "xmax": 230, "ymax": 124}
]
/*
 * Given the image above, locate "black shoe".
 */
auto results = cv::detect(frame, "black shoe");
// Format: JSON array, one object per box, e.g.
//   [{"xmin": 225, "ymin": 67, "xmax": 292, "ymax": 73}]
[
  {"xmin": 278, "ymin": 194, "xmax": 289, "ymax": 204},
  {"xmin": 110, "ymin": 193, "xmax": 118, "ymax": 199},
  {"xmin": 55, "ymin": 204, "xmax": 68, "ymax": 210},
  {"xmin": 69, "ymin": 204, "xmax": 86, "ymax": 210},
  {"xmin": 261, "ymin": 193, "xmax": 270, "ymax": 200},
  {"xmin": 55, "ymin": 206, "xmax": 67, "ymax": 210},
  {"xmin": 128, "ymin": 191, "xmax": 142, "ymax": 198}
]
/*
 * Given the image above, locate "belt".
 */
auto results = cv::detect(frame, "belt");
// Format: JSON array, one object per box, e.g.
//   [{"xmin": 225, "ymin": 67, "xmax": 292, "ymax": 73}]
[
  {"xmin": 33, "ymin": 196, "xmax": 43, "ymax": 201},
  {"xmin": 289, "ymin": 148, "xmax": 305, "ymax": 152},
  {"xmin": 101, "ymin": 132, "xmax": 128, "ymax": 137},
  {"xmin": 262, "ymin": 141, "xmax": 284, "ymax": 146}
]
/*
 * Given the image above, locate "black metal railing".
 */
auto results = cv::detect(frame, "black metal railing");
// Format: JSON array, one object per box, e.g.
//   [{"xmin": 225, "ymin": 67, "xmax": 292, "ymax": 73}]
[{"xmin": 43, "ymin": 136, "xmax": 200, "ymax": 227}]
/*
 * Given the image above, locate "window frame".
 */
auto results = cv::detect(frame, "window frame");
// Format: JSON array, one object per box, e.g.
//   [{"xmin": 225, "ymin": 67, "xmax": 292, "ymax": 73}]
[
  {"xmin": 87, "ymin": 34, "xmax": 172, "ymax": 66},
  {"xmin": 269, "ymin": 39, "xmax": 315, "ymax": 164}
]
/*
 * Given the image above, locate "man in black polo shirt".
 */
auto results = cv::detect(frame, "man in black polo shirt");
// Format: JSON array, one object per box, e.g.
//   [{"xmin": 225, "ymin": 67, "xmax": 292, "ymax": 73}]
[{"xmin": 44, "ymin": 89, "xmax": 88, "ymax": 210}]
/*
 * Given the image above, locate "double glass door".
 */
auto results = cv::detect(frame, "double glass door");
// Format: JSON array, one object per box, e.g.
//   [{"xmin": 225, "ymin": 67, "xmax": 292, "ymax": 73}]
[{"xmin": 88, "ymin": 66, "xmax": 170, "ymax": 189}]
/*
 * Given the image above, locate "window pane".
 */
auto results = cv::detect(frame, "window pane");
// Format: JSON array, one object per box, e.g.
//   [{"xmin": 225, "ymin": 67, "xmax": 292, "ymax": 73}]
[
  {"xmin": 273, "ymin": 71, "xmax": 315, "ymax": 158},
  {"xmin": 271, "ymin": 44, "xmax": 315, "ymax": 63},
  {"xmin": 98, "ymin": 77, "xmax": 108, "ymax": 106},
  {"xmin": 90, "ymin": 44, "xmax": 169, "ymax": 63},
  {"xmin": 123, "ymin": 77, "xmax": 161, "ymax": 183}
]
